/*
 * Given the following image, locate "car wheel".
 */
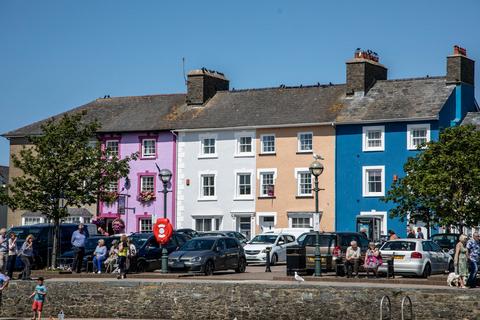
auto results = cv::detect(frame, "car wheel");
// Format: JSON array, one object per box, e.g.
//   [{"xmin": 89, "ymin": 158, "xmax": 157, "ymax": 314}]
[
  {"xmin": 235, "ymin": 258, "xmax": 247, "ymax": 273},
  {"xmin": 422, "ymin": 263, "xmax": 431, "ymax": 278},
  {"xmin": 270, "ymin": 253, "xmax": 278, "ymax": 266},
  {"xmin": 136, "ymin": 261, "xmax": 147, "ymax": 273},
  {"xmin": 204, "ymin": 260, "xmax": 214, "ymax": 276},
  {"xmin": 448, "ymin": 260, "xmax": 454, "ymax": 273}
]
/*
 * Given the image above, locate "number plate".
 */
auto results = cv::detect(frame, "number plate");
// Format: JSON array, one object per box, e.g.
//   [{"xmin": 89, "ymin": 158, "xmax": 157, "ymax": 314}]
[{"xmin": 393, "ymin": 255, "xmax": 404, "ymax": 260}]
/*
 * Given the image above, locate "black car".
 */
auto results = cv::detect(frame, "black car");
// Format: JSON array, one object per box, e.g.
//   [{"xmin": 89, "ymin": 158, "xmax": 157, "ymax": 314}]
[
  {"xmin": 133, "ymin": 232, "xmax": 189, "ymax": 272},
  {"xmin": 9, "ymin": 223, "xmax": 97, "ymax": 269},
  {"xmin": 175, "ymin": 228, "xmax": 199, "ymax": 239},
  {"xmin": 168, "ymin": 236, "xmax": 247, "ymax": 275},
  {"xmin": 198, "ymin": 231, "xmax": 248, "ymax": 246}
]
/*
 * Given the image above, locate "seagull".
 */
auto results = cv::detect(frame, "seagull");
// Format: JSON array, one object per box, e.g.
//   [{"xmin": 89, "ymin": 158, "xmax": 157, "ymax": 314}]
[{"xmin": 294, "ymin": 271, "xmax": 305, "ymax": 282}]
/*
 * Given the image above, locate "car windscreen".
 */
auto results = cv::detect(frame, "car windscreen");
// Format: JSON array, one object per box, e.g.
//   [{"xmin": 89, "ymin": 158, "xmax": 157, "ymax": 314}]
[
  {"xmin": 130, "ymin": 235, "xmax": 150, "ymax": 248},
  {"xmin": 9, "ymin": 227, "xmax": 45, "ymax": 240},
  {"xmin": 180, "ymin": 239, "xmax": 216, "ymax": 251},
  {"xmin": 303, "ymin": 235, "xmax": 335, "ymax": 247},
  {"xmin": 200, "ymin": 233, "xmax": 223, "ymax": 237},
  {"xmin": 431, "ymin": 235, "xmax": 457, "ymax": 248},
  {"xmin": 381, "ymin": 241, "xmax": 416, "ymax": 251},
  {"xmin": 249, "ymin": 235, "xmax": 277, "ymax": 244}
]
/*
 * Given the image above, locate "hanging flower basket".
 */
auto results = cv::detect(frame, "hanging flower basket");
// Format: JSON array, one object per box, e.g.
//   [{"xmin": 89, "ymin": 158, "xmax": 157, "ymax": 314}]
[
  {"xmin": 101, "ymin": 191, "xmax": 119, "ymax": 204},
  {"xmin": 112, "ymin": 218, "xmax": 125, "ymax": 234},
  {"xmin": 92, "ymin": 217, "xmax": 106, "ymax": 229},
  {"xmin": 138, "ymin": 191, "xmax": 156, "ymax": 202}
]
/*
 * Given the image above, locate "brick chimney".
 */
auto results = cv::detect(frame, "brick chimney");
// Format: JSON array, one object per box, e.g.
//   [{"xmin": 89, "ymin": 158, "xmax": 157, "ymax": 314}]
[
  {"xmin": 346, "ymin": 49, "xmax": 387, "ymax": 96},
  {"xmin": 186, "ymin": 68, "xmax": 229, "ymax": 105},
  {"xmin": 447, "ymin": 45, "xmax": 475, "ymax": 86}
]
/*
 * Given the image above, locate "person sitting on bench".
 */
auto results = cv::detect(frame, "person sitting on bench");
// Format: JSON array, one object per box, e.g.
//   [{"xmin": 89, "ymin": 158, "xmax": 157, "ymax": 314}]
[{"xmin": 345, "ymin": 241, "xmax": 361, "ymax": 278}]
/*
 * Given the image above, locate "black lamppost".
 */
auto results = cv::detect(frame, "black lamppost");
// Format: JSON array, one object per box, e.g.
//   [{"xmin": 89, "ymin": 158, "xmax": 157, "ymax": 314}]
[
  {"xmin": 157, "ymin": 166, "xmax": 172, "ymax": 274},
  {"xmin": 309, "ymin": 156, "xmax": 324, "ymax": 277}
]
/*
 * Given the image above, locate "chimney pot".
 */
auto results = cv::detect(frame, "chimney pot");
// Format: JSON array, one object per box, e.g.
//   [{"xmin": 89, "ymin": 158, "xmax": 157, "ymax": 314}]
[
  {"xmin": 346, "ymin": 48, "xmax": 387, "ymax": 96},
  {"xmin": 447, "ymin": 45, "xmax": 474, "ymax": 86},
  {"xmin": 186, "ymin": 69, "xmax": 229, "ymax": 106}
]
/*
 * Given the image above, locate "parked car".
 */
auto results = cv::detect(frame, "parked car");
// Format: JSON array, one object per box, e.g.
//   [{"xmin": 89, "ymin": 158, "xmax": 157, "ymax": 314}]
[
  {"xmin": 298, "ymin": 232, "xmax": 369, "ymax": 273},
  {"xmin": 244, "ymin": 233, "xmax": 296, "ymax": 265},
  {"xmin": 9, "ymin": 223, "xmax": 97, "ymax": 269},
  {"xmin": 134, "ymin": 232, "xmax": 189, "ymax": 272},
  {"xmin": 431, "ymin": 233, "xmax": 460, "ymax": 256},
  {"xmin": 378, "ymin": 239, "xmax": 453, "ymax": 278},
  {"xmin": 176, "ymin": 228, "xmax": 200, "ymax": 239},
  {"xmin": 198, "ymin": 231, "xmax": 248, "ymax": 246},
  {"xmin": 168, "ymin": 236, "xmax": 247, "ymax": 275}
]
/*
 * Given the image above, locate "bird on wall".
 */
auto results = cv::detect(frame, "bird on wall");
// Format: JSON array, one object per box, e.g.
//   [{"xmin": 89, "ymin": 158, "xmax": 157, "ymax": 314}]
[
  {"xmin": 294, "ymin": 272, "xmax": 305, "ymax": 282},
  {"xmin": 313, "ymin": 153, "xmax": 324, "ymax": 161}
]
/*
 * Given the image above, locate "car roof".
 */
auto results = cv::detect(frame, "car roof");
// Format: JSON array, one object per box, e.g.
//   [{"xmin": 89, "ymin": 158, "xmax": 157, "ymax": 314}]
[
  {"xmin": 385, "ymin": 238, "xmax": 426, "ymax": 242},
  {"xmin": 192, "ymin": 236, "xmax": 232, "ymax": 240}
]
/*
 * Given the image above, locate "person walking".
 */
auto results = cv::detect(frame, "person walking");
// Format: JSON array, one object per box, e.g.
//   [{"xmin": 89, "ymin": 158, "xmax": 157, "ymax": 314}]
[
  {"xmin": 0, "ymin": 228, "xmax": 8, "ymax": 274},
  {"xmin": 127, "ymin": 238, "xmax": 137, "ymax": 273},
  {"xmin": 19, "ymin": 234, "xmax": 34, "ymax": 280},
  {"xmin": 6, "ymin": 232, "xmax": 18, "ymax": 278},
  {"xmin": 416, "ymin": 227, "xmax": 425, "ymax": 239},
  {"xmin": 388, "ymin": 230, "xmax": 398, "ymax": 240},
  {"xmin": 116, "ymin": 235, "xmax": 128, "ymax": 279},
  {"xmin": 466, "ymin": 232, "xmax": 480, "ymax": 288},
  {"xmin": 454, "ymin": 234, "xmax": 469, "ymax": 289},
  {"xmin": 92, "ymin": 239, "xmax": 107, "ymax": 274},
  {"xmin": 29, "ymin": 277, "xmax": 47, "ymax": 320},
  {"xmin": 71, "ymin": 224, "xmax": 88, "ymax": 273}
]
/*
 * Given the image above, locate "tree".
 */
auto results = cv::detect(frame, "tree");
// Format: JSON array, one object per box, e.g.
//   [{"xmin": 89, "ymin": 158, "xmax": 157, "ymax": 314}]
[
  {"xmin": 383, "ymin": 125, "xmax": 480, "ymax": 234},
  {"xmin": 0, "ymin": 111, "xmax": 137, "ymax": 268}
]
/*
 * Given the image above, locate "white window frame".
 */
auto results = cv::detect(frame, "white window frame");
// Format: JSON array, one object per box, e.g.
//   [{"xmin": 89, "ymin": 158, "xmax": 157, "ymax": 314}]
[
  {"xmin": 257, "ymin": 168, "xmax": 277, "ymax": 197},
  {"xmin": 362, "ymin": 126, "xmax": 385, "ymax": 152},
  {"xmin": 139, "ymin": 218, "xmax": 153, "ymax": 233},
  {"xmin": 106, "ymin": 181, "xmax": 118, "ymax": 193},
  {"xmin": 105, "ymin": 140, "xmax": 120, "ymax": 158},
  {"xmin": 407, "ymin": 124, "xmax": 431, "ymax": 150},
  {"xmin": 362, "ymin": 165, "xmax": 385, "ymax": 197},
  {"xmin": 22, "ymin": 217, "xmax": 44, "ymax": 226},
  {"xmin": 297, "ymin": 132, "xmax": 313, "ymax": 153},
  {"xmin": 198, "ymin": 133, "xmax": 218, "ymax": 159},
  {"xmin": 194, "ymin": 217, "xmax": 222, "ymax": 231},
  {"xmin": 260, "ymin": 134, "xmax": 276, "ymax": 154},
  {"xmin": 294, "ymin": 168, "xmax": 313, "ymax": 196},
  {"xmin": 235, "ymin": 131, "xmax": 255, "ymax": 157},
  {"xmin": 141, "ymin": 138, "xmax": 156, "ymax": 158},
  {"xmin": 234, "ymin": 170, "xmax": 254, "ymax": 200},
  {"xmin": 198, "ymin": 171, "xmax": 217, "ymax": 201},
  {"xmin": 360, "ymin": 211, "xmax": 387, "ymax": 235},
  {"xmin": 289, "ymin": 216, "xmax": 313, "ymax": 228},
  {"xmin": 256, "ymin": 212, "xmax": 277, "ymax": 226},
  {"xmin": 140, "ymin": 175, "xmax": 155, "ymax": 193}
]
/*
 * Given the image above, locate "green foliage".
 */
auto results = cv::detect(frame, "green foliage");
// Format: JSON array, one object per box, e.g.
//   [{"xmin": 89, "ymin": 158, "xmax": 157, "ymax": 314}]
[
  {"xmin": 3, "ymin": 111, "xmax": 137, "ymax": 220},
  {"xmin": 383, "ymin": 125, "xmax": 480, "ymax": 229}
]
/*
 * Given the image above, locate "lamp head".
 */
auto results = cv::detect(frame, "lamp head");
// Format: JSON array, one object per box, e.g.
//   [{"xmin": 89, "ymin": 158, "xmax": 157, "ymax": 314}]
[
  {"xmin": 159, "ymin": 168, "xmax": 173, "ymax": 183},
  {"xmin": 309, "ymin": 160, "xmax": 324, "ymax": 177}
]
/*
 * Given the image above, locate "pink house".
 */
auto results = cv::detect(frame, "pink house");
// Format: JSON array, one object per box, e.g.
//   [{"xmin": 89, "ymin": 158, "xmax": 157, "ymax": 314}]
[{"xmin": 99, "ymin": 132, "xmax": 176, "ymax": 234}]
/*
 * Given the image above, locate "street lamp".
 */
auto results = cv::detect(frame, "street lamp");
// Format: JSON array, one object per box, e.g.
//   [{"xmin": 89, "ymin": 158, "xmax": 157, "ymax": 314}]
[
  {"xmin": 309, "ymin": 156, "xmax": 324, "ymax": 277},
  {"xmin": 157, "ymin": 166, "xmax": 172, "ymax": 273}
]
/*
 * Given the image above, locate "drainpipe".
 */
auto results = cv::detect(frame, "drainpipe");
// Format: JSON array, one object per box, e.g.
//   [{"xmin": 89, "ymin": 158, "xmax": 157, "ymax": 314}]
[{"xmin": 170, "ymin": 130, "xmax": 178, "ymax": 228}]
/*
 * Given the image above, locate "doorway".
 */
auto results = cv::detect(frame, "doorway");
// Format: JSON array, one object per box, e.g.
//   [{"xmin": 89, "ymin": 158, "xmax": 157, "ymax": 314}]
[
  {"xmin": 260, "ymin": 216, "xmax": 275, "ymax": 232},
  {"xmin": 237, "ymin": 216, "xmax": 252, "ymax": 240}
]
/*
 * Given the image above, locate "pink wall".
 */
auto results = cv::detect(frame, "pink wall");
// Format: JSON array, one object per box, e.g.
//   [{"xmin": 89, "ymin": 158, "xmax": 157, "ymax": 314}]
[{"xmin": 99, "ymin": 132, "xmax": 176, "ymax": 233}]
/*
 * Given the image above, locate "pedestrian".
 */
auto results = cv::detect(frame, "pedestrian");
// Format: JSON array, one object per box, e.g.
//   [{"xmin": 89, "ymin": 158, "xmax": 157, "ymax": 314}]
[
  {"xmin": 117, "ymin": 235, "xmax": 128, "ymax": 279},
  {"xmin": 71, "ymin": 223, "xmax": 88, "ymax": 273},
  {"xmin": 454, "ymin": 234, "xmax": 469, "ymax": 289},
  {"xmin": 466, "ymin": 232, "xmax": 479, "ymax": 288},
  {"xmin": 407, "ymin": 228, "xmax": 416, "ymax": 239},
  {"xmin": 19, "ymin": 234, "xmax": 34, "ymax": 280},
  {"xmin": 345, "ymin": 240, "xmax": 361, "ymax": 278},
  {"xmin": 0, "ymin": 272, "xmax": 10, "ymax": 291},
  {"xmin": 359, "ymin": 227, "xmax": 368, "ymax": 240},
  {"xmin": 127, "ymin": 238, "xmax": 137, "ymax": 273},
  {"xmin": 92, "ymin": 239, "xmax": 107, "ymax": 274},
  {"xmin": 416, "ymin": 227, "xmax": 425, "ymax": 239},
  {"xmin": 29, "ymin": 276, "xmax": 47, "ymax": 320},
  {"xmin": 6, "ymin": 232, "xmax": 18, "ymax": 278},
  {"xmin": 0, "ymin": 228, "xmax": 8, "ymax": 274},
  {"xmin": 388, "ymin": 230, "xmax": 398, "ymax": 240}
]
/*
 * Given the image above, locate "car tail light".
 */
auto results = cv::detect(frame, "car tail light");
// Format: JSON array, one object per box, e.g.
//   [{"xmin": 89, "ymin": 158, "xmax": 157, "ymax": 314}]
[
  {"xmin": 333, "ymin": 246, "xmax": 341, "ymax": 257},
  {"xmin": 411, "ymin": 252, "xmax": 422, "ymax": 259}
]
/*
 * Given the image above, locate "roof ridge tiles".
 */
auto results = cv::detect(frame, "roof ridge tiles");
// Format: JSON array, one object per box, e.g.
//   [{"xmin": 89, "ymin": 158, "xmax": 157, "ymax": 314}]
[
  {"xmin": 229, "ymin": 83, "xmax": 344, "ymax": 93},
  {"xmin": 377, "ymin": 75, "xmax": 446, "ymax": 82}
]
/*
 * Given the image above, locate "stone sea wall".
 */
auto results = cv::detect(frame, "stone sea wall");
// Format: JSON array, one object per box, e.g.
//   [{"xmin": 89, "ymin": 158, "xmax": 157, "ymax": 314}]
[{"xmin": 1, "ymin": 279, "xmax": 479, "ymax": 320}]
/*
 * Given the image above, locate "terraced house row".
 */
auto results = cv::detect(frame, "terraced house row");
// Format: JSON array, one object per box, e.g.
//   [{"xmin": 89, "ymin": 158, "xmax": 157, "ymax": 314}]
[{"xmin": 3, "ymin": 46, "xmax": 478, "ymax": 238}]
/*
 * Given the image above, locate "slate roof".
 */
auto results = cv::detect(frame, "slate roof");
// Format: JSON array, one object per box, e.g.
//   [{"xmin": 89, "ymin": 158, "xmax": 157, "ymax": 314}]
[
  {"xmin": 2, "ymin": 76, "xmax": 457, "ymax": 136},
  {"xmin": 461, "ymin": 112, "xmax": 480, "ymax": 128}
]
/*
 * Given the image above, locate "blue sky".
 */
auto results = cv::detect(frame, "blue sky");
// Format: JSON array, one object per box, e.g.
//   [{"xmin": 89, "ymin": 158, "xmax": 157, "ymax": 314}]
[{"xmin": 1, "ymin": 0, "xmax": 479, "ymax": 166}]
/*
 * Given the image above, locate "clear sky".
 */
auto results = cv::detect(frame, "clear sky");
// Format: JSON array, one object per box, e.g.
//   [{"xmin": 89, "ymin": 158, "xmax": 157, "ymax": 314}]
[{"xmin": 1, "ymin": 0, "xmax": 479, "ymax": 166}]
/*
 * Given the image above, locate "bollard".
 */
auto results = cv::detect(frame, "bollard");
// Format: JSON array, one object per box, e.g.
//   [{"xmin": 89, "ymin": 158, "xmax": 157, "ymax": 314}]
[
  {"xmin": 387, "ymin": 251, "xmax": 395, "ymax": 278},
  {"xmin": 161, "ymin": 247, "xmax": 168, "ymax": 274},
  {"xmin": 265, "ymin": 247, "xmax": 272, "ymax": 272}
]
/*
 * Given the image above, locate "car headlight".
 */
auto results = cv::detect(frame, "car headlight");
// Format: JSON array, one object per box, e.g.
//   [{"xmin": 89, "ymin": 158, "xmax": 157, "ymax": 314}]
[
  {"xmin": 261, "ymin": 247, "xmax": 271, "ymax": 253},
  {"xmin": 191, "ymin": 256, "xmax": 202, "ymax": 262}
]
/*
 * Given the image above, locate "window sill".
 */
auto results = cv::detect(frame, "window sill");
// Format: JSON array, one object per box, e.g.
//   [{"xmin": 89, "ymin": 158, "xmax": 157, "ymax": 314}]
[
  {"xmin": 259, "ymin": 153, "xmax": 276, "ymax": 156},
  {"xmin": 296, "ymin": 195, "xmax": 314, "ymax": 199},
  {"xmin": 197, "ymin": 198, "xmax": 218, "ymax": 202},
  {"xmin": 258, "ymin": 196, "xmax": 276, "ymax": 199},
  {"xmin": 233, "ymin": 197, "xmax": 254, "ymax": 201},
  {"xmin": 296, "ymin": 151, "xmax": 313, "ymax": 155},
  {"xmin": 234, "ymin": 153, "xmax": 255, "ymax": 158},
  {"xmin": 362, "ymin": 194, "xmax": 385, "ymax": 198},
  {"xmin": 362, "ymin": 149, "xmax": 384, "ymax": 152},
  {"xmin": 140, "ymin": 155, "xmax": 157, "ymax": 160},
  {"xmin": 198, "ymin": 155, "xmax": 218, "ymax": 159}
]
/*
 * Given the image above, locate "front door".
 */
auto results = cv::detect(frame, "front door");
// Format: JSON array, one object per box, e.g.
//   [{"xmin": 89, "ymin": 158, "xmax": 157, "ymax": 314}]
[
  {"xmin": 237, "ymin": 217, "xmax": 252, "ymax": 240},
  {"xmin": 260, "ymin": 216, "xmax": 275, "ymax": 232}
]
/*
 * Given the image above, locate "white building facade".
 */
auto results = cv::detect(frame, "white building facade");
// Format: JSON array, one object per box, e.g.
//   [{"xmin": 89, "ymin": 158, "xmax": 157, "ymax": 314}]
[{"xmin": 176, "ymin": 129, "xmax": 257, "ymax": 239}]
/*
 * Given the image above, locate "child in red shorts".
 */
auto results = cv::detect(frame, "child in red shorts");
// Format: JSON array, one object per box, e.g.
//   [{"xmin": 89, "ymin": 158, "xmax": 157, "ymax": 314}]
[{"xmin": 29, "ymin": 277, "xmax": 47, "ymax": 320}]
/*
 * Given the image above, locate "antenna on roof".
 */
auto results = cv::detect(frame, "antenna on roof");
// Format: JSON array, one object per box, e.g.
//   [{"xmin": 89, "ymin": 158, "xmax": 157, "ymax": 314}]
[{"xmin": 182, "ymin": 57, "xmax": 187, "ymax": 86}]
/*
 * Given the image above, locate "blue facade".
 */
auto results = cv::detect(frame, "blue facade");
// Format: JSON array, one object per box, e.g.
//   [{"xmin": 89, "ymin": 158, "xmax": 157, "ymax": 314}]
[{"xmin": 335, "ymin": 84, "xmax": 476, "ymax": 237}]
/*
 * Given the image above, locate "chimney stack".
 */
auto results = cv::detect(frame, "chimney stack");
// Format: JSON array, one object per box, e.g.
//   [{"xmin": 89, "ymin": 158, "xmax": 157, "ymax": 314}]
[
  {"xmin": 186, "ymin": 68, "xmax": 229, "ymax": 105},
  {"xmin": 447, "ymin": 45, "xmax": 474, "ymax": 86},
  {"xmin": 346, "ymin": 49, "xmax": 387, "ymax": 96}
]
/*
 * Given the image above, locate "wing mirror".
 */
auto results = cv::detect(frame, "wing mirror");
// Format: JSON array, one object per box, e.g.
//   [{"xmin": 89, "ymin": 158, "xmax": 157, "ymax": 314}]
[{"xmin": 216, "ymin": 246, "xmax": 222, "ymax": 252}]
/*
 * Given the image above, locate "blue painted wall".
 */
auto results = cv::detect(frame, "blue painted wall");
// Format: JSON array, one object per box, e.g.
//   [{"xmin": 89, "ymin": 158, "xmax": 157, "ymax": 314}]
[{"xmin": 336, "ymin": 84, "xmax": 477, "ymax": 237}]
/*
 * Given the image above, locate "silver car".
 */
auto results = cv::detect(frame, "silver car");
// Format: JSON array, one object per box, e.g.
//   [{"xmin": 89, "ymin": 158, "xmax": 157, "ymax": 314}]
[{"xmin": 378, "ymin": 239, "xmax": 453, "ymax": 278}]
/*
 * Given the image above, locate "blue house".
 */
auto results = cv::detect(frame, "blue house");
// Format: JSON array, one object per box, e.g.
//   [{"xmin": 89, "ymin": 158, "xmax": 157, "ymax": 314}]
[{"xmin": 335, "ymin": 47, "xmax": 477, "ymax": 237}]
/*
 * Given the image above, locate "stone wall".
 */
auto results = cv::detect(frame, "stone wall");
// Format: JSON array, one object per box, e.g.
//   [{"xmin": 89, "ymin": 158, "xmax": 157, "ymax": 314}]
[{"xmin": 1, "ymin": 279, "xmax": 479, "ymax": 320}]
